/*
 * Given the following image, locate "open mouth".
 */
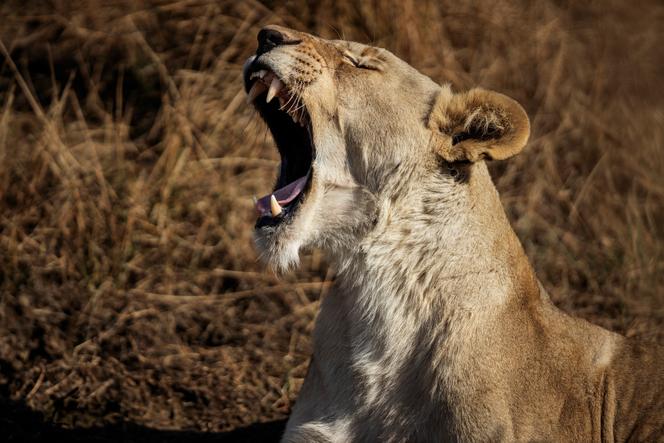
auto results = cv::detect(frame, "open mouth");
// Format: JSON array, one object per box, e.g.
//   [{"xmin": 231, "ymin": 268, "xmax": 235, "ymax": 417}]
[{"xmin": 243, "ymin": 59, "xmax": 314, "ymax": 229}]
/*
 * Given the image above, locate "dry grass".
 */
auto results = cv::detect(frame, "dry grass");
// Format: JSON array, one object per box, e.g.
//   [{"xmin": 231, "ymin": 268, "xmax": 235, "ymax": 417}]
[{"xmin": 0, "ymin": 0, "xmax": 662, "ymax": 432}]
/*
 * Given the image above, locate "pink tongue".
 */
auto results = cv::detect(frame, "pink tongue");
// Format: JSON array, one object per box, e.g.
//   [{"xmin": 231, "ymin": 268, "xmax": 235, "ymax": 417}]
[{"xmin": 255, "ymin": 171, "xmax": 310, "ymax": 216}]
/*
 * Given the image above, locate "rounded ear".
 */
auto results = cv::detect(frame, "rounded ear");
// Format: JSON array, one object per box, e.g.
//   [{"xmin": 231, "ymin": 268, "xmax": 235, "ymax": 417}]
[{"xmin": 427, "ymin": 87, "xmax": 530, "ymax": 162}]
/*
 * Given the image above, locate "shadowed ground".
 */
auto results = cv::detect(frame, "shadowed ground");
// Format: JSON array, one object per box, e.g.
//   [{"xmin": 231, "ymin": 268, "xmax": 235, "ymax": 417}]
[{"xmin": 2, "ymin": 396, "xmax": 286, "ymax": 442}]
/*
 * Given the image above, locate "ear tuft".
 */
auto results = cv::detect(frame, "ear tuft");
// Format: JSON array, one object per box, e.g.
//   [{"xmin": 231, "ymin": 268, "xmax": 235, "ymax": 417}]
[{"xmin": 428, "ymin": 87, "xmax": 530, "ymax": 163}]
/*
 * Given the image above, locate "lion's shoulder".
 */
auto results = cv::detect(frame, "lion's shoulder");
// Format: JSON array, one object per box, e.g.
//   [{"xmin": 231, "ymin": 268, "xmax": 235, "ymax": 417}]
[{"xmin": 606, "ymin": 339, "xmax": 664, "ymax": 441}]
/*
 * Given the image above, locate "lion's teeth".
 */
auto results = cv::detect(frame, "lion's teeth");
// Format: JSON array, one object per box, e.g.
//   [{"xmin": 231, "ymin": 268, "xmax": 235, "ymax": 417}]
[
  {"xmin": 270, "ymin": 195, "xmax": 283, "ymax": 216},
  {"xmin": 257, "ymin": 69, "xmax": 267, "ymax": 78},
  {"xmin": 247, "ymin": 82, "xmax": 267, "ymax": 103},
  {"xmin": 292, "ymin": 112, "xmax": 299, "ymax": 124},
  {"xmin": 278, "ymin": 96, "xmax": 286, "ymax": 109},
  {"xmin": 266, "ymin": 77, "xmax": 283, "ymax": 103}
]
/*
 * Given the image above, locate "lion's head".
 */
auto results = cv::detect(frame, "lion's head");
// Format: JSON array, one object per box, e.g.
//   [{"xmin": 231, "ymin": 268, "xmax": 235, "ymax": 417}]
[{"xmin": 243, "ymin": 26, "xmax": 530, "ymax": 272}]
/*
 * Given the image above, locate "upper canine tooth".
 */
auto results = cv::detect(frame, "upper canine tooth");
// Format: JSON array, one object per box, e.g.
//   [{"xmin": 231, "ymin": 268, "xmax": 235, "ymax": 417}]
[
  {"xmin": 247, "ymin": 82, "xmax": 267, "ymax": 103},
  {"xmin": 266, "ymin": 77, "xmax": 283, "ymax": 103},
  {"xmin": 270, "ymin": 195, "xmax": 283, "ymax": 216},
  {"xmin": 258, "ymin": 69, "xmax": 267, "ymax": 78}
]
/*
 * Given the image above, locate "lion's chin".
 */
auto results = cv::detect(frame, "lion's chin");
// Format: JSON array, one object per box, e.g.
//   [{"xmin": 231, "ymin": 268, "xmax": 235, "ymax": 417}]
[
  {"xmin": 254, "ymin": 227, "xmax": 303, "ymax": 274},
  {"xmin": 253, "ymin": 177, "xmax": 322, "ymax": 274}
]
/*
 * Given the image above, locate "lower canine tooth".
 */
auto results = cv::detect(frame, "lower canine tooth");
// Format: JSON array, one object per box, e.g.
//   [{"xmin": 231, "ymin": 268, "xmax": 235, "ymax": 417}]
[
  {"xmin": 266, "ymin": 77, "xmax": 283, "ymax": 103},
  {"xmin": 270, "ymin": 195, "xmax": 283, "ymax": 216}
]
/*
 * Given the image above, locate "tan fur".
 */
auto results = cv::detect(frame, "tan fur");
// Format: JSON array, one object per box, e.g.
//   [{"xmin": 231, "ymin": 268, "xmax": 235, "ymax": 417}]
[{"xmin": 247, "ymin": 26, "xmax": 664, "ymax": 443}]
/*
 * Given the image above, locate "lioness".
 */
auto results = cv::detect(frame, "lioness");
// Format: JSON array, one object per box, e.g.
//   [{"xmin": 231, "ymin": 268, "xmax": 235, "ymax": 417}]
[{"xmin": 242, "ymin": 26, "xmax": 664, "ymax": 442}]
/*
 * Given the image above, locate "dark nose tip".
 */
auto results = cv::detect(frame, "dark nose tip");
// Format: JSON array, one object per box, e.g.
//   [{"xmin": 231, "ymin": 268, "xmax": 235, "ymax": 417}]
[{"xmin": 257, "ymin": 28, "xmax": 286, "ymax": 56}]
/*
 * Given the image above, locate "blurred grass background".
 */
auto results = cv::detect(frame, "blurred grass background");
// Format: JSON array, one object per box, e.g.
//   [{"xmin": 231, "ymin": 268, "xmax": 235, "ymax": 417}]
[{"xmin": 0, "ymin": 0, "xmax": 662, "ymax": 433}]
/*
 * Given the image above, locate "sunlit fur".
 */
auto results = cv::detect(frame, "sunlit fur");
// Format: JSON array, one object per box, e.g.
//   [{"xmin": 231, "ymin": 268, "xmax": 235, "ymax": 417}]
[{"xmin": 248, "ymin": 25, "xmax": 664, "ymax": 443}]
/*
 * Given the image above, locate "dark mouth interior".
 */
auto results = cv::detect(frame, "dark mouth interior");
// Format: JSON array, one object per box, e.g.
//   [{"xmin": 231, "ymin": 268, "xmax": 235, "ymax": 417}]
[
  {"xmin": 244, "ymin": 65, "xmax": 314, "ymax": 228},
  {"xmin": 256, "ymin": 93, "xmax": 313, "ymax": 190}
]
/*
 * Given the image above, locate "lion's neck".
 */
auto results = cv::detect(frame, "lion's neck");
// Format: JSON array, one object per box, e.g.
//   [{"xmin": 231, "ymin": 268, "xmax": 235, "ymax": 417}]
[
  {"xmin": 339, "ymin": 162, "xmax": 538, "ymax": 310},
  {"xmin": 332, "ymin": 162, "xmax": 541, "ymax": 362}
]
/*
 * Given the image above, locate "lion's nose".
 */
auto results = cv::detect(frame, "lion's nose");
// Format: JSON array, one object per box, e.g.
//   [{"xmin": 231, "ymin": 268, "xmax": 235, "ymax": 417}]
[
  {"xmin": 257, "ymin": 28, "xmax": 284, "ymax": 55},
  {"xmin": 256, "ymin": 26, "xmax": 300, "ymax": 56}
]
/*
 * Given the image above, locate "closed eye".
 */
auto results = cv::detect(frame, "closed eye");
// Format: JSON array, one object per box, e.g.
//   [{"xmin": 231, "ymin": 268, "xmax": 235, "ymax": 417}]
[
  {"xmin": 343, "ymin": 52, "xmax": 361, "ymax": 66},
  {"xmin": 342, "ymin": 51, "xmax": 382, "ymax": 71}
]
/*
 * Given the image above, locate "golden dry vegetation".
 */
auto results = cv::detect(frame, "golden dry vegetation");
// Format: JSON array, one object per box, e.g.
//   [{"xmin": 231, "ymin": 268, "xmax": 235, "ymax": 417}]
[{"xmin": 0, "ymin": 0, "xmax": 662, "ymax": 438}]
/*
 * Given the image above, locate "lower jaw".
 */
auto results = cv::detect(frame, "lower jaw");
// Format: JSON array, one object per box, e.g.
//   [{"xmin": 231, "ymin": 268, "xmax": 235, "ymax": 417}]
[
  {"xmin": 255, "ymin": 193, "xmax": 305, "ymax": 229},
  {"xmin": 255, "ymin": 171, "xmax": 313, "ymax": 229}
]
